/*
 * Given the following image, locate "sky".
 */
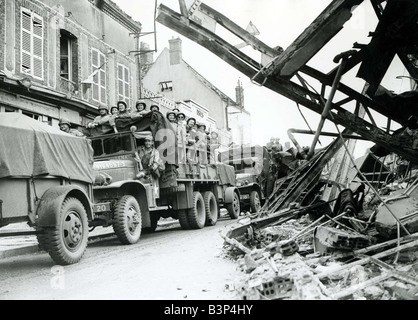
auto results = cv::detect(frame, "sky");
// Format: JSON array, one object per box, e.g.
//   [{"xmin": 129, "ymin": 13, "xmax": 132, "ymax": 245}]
[{"xmin": 112, "ymin": 0, "xmax": 413, "ymax": 158}]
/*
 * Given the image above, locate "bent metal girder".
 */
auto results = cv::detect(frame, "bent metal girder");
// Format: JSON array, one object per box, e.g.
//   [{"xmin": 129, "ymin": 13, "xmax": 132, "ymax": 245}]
[{"xmin": 156, "ymin": 2, "xmax": 418, "ymax": 163}]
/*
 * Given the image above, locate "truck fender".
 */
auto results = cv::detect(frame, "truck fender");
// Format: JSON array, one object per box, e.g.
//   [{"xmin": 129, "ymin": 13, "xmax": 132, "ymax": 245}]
[
  {"xmin": 36, "ymin": 185, "xmax": 93, "ymax": 227},
  {"xmin": 238, "ymin": 183, "xmax": 260, "ymax": 192},
  {"xmin": 94, "ymin": 180, "xmax": 150, "ymax": 228},
  {"xmin": 224, "ymin": 187, "xmax": 240, "ymax": 204}
]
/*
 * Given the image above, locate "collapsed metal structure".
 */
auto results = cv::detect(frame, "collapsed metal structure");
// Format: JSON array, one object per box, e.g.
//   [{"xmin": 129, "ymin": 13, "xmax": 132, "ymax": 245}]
[{"xmin": 156, "ymin": 0, "xmax": 418, "ymax": 163}]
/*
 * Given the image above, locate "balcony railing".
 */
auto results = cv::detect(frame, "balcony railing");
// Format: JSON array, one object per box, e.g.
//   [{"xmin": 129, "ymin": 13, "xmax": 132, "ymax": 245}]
[{"xmin": 59, "ymin": 76, "xmax": 79, "ymax": 96}]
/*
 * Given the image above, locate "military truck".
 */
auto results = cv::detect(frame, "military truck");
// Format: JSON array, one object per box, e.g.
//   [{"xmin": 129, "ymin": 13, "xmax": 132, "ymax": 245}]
[
  {"xmin": 219, "ymin": 145, "xmax": 270, "ymax": 213},
  {"xmin": 86, "ymin": 110, "xmax": 241, "ymax": 240},
  {"xmin": 0, "ymin": 114, "xmax": 95, "ymax": 265}
]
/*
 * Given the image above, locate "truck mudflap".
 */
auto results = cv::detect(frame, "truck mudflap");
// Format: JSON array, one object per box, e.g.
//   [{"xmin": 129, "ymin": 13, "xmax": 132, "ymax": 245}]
[{"xmin": 36, "ymin": 185, "xmax": 93, "ymax": 227}]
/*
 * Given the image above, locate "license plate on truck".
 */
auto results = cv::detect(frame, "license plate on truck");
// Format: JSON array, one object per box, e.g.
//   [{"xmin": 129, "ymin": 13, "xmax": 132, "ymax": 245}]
[
  {"xmin": 241, "ymin": 194, "xmax": 250, "ymax": 200},
  {"xmin": 94, "ymin": 202, "xmax": 111, "ymax": 213}
]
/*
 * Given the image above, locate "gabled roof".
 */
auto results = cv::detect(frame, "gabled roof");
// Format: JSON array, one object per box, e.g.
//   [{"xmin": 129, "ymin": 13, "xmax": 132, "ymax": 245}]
[
  {"xmin": 181, "ymin": 58, "xmax": 237, "ymax": 106},
  {"xmin": 149, "ymin": 47, "xmax": 237, "ymax": 106}
]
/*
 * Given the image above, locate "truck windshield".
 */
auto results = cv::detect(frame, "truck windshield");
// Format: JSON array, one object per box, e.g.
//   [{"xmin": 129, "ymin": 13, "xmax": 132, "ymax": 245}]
[{"xmin": 91, "ymin": 134, "xmax": 133, "ymax": 158}]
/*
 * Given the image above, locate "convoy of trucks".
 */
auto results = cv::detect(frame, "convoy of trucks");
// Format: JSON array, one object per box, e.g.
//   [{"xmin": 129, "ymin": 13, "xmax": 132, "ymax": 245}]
[{"xmin": 0, "ymin": 111, "xmax": 243, "ymax": 265}]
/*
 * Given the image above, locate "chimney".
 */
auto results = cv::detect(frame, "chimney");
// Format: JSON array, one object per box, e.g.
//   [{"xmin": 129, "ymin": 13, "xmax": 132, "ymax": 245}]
[
  {"xmin": 235, "ymin": 79, "xmax": 244, "ymax": 108},
  {"xmin": 169, "ymin": 37, "xmax": 182, "ymax": 65},
  {"xmin": 140, "ymin": 42, "xmax": 154, "ymax": 65}
]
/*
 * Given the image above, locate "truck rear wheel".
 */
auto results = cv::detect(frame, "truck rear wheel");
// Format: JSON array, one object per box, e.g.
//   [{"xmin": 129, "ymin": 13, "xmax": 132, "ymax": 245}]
[
  {"xmin": 227, "ymin": 191, "xmax": 241, "ymax": 219},
  {"xmin": 178, "ymin": 209, "xmax": 190, "ymax": 230},
  {"xmin": 187, "ymin": 191, "xmax": 206, "ymax": 229},
  {"xmin": 204, "ymin": 191, "xmax": 218, "ymax": 226},
  {"xmin": 250, "ymin": 190, "xmax": 262, "ymax": 213},
  {"xmin": 113, "ymin": 195, "xmax": 142, "ymax": 244},
  {"xmin": 45, "ymin": 197, "xmax": 89, "ymax": 265}
]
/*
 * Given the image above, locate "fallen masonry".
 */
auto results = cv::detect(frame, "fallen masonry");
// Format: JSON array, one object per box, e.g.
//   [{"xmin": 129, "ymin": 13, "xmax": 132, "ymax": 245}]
[
  {"xmin": 220, "ymin": 142, "xmax": 418, "ymax": 300},
  {"xmin": 221, "ymin": 187, "xmax": 418, "ymax": 300}
]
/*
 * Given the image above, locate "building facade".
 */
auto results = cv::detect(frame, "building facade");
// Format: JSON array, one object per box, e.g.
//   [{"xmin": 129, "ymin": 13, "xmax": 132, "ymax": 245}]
[
  {"xmin": 0, "ymin": 0, "xmax": 141, "ymax": 128},
  {"xmin": 142, "ymin": 37, "xmax": 252, "ymax": 149}
]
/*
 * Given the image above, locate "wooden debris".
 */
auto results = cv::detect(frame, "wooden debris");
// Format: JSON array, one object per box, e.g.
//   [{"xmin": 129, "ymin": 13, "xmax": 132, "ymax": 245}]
[
  {"xmin": 331, "ymin": 273, "xmax": 391, "ymax": 300},
  {"xmin": 317, "ymin": 239, "xmax": 418, "ymax": 280}
]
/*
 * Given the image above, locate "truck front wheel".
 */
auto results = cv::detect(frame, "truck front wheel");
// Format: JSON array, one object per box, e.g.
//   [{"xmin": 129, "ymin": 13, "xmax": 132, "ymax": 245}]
[
  {"xmin": 45, "ymin": 197, "xmax": 89, "ymax": 265},
  {"xmin": 187, "ymin": 191, "xmax": 206, "ymax": 229},
  {"xmin": 113, "ymin": 195, "xmax": 142, "ymax": 244},
  {"xmin": 227, "ymin": 191, "xmax": 241, "ymax": 219},
  {"xmin": 250, "ymin": 190, "xmax": 262, "ymax": 213},
  {"xmin": 204, "ymin": 191, "xmax": 218, "ymax": 226}
]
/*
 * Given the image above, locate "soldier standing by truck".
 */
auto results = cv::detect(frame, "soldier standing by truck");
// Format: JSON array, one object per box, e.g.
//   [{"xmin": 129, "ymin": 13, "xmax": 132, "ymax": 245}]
[
  {"xmin": 176, "ymin": 111, "xmax": 187, "ymax": 164},
  {"xmin": 197, "ymin": 123, "xmax": 208, "ymax": 164},
  {"xmin": 186, "ymin": 117, "xmax": 198, "ymax": 163}
]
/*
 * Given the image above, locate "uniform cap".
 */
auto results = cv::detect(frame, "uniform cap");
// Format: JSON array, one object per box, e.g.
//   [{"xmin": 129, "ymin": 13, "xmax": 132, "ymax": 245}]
[
  {"xmin": 59, "ymin": 118, "xmax": 71, "ymax": 126},
  {"xmin": 166, "ymin": 111, "xmax": 177, "ymax": 119},
  {"xmin": 135, "ymin": 100, "xmax": 147, "ymax": 109},
  {"xmin": 176, "ymin": 112, "xmax": 186, "ymax": 119},
  {"xmin": 187, "ymin": 117, "xmax": 196, "ymax": 125},
  {"xmin": 117, "ymin": 100, "xmax": 128, "ymax": 109}
]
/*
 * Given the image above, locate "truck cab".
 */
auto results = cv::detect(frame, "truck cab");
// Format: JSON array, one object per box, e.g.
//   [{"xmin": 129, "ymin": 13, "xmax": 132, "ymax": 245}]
[{"xmin": 219, "ymin": 146, "xmax": 270, "ymax": 213}]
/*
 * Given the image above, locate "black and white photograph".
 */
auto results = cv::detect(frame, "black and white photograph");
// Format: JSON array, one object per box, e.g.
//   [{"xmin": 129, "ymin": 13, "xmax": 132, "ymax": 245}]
[{"xmin": 1, "ymin": 0, "xmax": 418, "ymax": 304}]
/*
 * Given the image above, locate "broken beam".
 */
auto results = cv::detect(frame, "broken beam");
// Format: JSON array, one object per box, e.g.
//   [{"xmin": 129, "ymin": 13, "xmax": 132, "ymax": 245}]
[
  {"xmin": 367, "ymin": 256, "xmax": 418, "ymax": 286},
  {"xmin": 198, "ymin": 3, "xmax": 281, "ymax": 57},
  {"xmin": 317, "ymin": 239, "xmax": 418, "ymax": 280},
  {"xmin": 265, "ymin": 0, "xmax": 364, "ymax": 79},
  {"xmin": 331, "ymin": 273, "xmax": 391, "ymax": 299}
]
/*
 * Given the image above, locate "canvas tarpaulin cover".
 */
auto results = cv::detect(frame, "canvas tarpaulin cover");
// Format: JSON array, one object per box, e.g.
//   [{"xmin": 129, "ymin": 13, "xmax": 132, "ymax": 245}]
[{"xmin": 0, "ymin": 114, "xmax": 93, "ymax": 183}]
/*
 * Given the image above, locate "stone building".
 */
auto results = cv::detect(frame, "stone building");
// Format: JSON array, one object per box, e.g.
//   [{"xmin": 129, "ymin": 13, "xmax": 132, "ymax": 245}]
[
  {"xmin": 142, "ymin": 37, "xmax": 252, "ymax": 149},
  {"xmin": 0, "ymin": 0, "xmax": 141, "ymax": 129}
]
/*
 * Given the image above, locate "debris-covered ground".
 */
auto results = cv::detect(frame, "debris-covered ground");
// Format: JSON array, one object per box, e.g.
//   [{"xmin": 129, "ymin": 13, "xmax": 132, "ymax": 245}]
[{"xmin": 221, "ymin": 174, "xmax": 418, "ymax": 300}]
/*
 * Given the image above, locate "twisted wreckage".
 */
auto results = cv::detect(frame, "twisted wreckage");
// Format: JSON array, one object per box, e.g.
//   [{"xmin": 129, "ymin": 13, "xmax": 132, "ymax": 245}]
[{"xmin": 157, "ymin": 0, "xmax": 418, "ymax": 299}]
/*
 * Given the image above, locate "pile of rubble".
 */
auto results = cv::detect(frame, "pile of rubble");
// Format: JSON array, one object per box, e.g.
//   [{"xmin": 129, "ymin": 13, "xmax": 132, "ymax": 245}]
[{"xmin": 221, "ymin": 186, "xmax": 418, "ymax": 300}]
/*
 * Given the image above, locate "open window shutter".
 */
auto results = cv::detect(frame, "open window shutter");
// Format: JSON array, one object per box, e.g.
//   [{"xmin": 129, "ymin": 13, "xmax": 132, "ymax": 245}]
[
  {"xmin": 99, "ymin": 53, "xmax": 106, "ymax": 103},
  {"xmin": 32, "ymin": 15, "xmax": 43, "ymax": 79},
  {"xmin": 118, "ymin": 65, "xmax": 123, "ymax": 98},
  {"xmin": 92, "ymin": 49, "xmax": 99, "ymax": 101},
  {"xmin": 21, "ymin": 11, "xmax": 32, "ymax": 73},
  {"xmin": 124, "ymin": 67, "xmax": 129, "ymax": 105}
]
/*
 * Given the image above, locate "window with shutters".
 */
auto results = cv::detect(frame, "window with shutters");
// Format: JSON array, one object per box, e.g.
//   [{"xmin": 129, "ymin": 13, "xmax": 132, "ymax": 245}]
[
  {"xmin": 91, "ymin": 48, "xmax": 106, "ymax": 104},
  {"xmin": 117, "ymin": 64, "xmax": 130, "ymax": 107},
  {"xmin": 21, "ymin": 8, "xmax": 43, "ymax": 80}
]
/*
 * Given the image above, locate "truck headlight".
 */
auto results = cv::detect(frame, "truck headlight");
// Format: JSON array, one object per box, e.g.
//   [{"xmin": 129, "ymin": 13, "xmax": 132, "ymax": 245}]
[{"xmin": 94, "ymin": 172, "xmax": 112, "ymax": 186}]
